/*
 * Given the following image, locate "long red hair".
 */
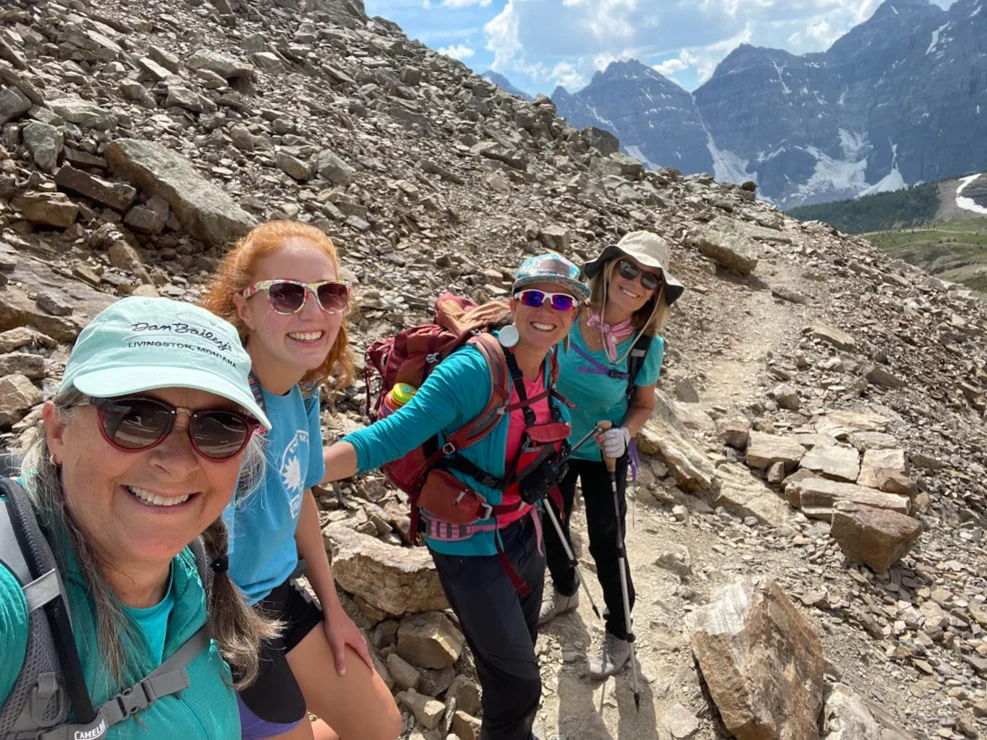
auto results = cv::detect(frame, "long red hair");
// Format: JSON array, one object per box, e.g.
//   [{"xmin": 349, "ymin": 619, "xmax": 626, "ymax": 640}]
[{"xmin": 200, "ymin": 221, "xmax": 354, "ymax": 393}]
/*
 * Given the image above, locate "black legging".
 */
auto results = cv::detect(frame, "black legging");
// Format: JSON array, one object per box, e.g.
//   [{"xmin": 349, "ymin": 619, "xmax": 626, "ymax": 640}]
[{"xmin": 544, "ymin": 455, "xmax": 634, "ymax": 639}]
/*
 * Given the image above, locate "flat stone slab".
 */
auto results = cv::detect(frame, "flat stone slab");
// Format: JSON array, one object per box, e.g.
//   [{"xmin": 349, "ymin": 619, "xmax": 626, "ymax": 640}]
[
  {"xmin": 786, "ymin": 476, "xmax": 910, "ymax": 521},
  {"xmin": 798, "ymin": 445, "xmax": 860, "ymax": 482}
]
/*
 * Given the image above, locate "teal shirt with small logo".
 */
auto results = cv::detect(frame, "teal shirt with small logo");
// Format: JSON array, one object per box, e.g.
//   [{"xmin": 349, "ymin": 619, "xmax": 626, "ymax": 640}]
[{"xmin": 0, "ymin": 494, "xmax": 239, "ymax": 739}]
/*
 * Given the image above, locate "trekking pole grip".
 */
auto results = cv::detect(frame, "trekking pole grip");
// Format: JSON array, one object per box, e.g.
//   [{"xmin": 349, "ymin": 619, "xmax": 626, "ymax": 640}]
[{"xmin": 596, "ymin": 420, "xmax": 617, "ymax": 473}]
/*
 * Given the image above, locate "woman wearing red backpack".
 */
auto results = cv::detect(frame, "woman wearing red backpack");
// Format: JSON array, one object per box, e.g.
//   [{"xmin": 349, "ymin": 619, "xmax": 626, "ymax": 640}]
[
  {"xmin": 321, "ymin": 253, "xmax": 589, "ymax": 740},
  {"xmin": 539, "ymin": 231, "xmax": 684, "ymax": 681}
]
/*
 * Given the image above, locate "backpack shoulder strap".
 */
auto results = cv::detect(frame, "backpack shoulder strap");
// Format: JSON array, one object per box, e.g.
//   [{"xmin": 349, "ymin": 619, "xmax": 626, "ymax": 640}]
[
  {"xmin": 0, "ymin": 478, "xmax": 95, "ymax": 738},
  {"xmin": 625, "ymin": 334, "xmax": 653, "ymax": 400},
  {"xmin": 90, "ymin": 627, "xmax": 209, "ymax": 731},
  {"xmin": 420, "ymin": 333, "xmax": 510, "ymax": 462}
]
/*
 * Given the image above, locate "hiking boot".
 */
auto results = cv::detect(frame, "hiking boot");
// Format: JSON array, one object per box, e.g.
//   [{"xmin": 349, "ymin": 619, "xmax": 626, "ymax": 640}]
[
  {"xmin": 588, "ymin": 632, "xmax": 632, "ymax": 680},
  {"xmin": 538, "ymin": 589, "xmax": 579, "ymax": 625}
]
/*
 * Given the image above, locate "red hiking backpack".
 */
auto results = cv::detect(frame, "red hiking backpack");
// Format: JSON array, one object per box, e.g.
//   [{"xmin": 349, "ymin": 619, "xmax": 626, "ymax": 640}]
[{"xmin": 363, "ymin": 293, "xmax": 565, "ymax": 545}]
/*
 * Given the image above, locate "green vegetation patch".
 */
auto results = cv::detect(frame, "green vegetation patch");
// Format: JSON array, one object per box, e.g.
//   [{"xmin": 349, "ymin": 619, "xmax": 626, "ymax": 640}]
[
  {"xmin": 864, "ymin": 216, "xmax": 987, "ymax": 295},
  {"xmin": 788, "ymin": 183, "xmax": 940, "ymax": 234}
]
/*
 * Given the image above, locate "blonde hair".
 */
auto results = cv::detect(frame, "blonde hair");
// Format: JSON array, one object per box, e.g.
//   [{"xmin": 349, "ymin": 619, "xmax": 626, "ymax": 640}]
[
  {"xmin": 200, "ymin": 221, "xmax": 354, "ymax": 393},
  {"xmin": 21, "ymin": 388, "xmax": 278, "ymax": 690},
  {"xmin": 588, "ymin": 258, "xmax": 669, "ymax": 337}
]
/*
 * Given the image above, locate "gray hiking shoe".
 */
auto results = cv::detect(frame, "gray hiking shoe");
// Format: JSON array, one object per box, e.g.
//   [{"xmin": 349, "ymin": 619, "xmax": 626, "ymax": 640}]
[
  {"xmin": 538, "ymin": 589, "xmax": 579, "ymax": 625},
  {"xmin": 588, "ymin": 632, "xmax": 632, "ymax": 680}
]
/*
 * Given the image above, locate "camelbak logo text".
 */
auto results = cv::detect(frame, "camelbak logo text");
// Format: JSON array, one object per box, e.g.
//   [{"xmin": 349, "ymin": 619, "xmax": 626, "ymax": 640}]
[{"xmin": 74, "ymin": 719, "xmax": 106, "ymax": 740}]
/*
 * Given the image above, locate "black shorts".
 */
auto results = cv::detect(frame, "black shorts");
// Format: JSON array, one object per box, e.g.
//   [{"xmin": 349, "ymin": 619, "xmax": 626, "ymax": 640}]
[{"xmin": 235, "ymin": 577, "xmax": 324, "ymax": 737}]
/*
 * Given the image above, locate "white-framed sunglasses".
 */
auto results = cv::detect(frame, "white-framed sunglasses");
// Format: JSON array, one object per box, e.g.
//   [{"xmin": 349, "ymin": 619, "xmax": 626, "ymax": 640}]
[{"xmin": 242, "ymin": 279, "xmax": 350, "ymax": 315}]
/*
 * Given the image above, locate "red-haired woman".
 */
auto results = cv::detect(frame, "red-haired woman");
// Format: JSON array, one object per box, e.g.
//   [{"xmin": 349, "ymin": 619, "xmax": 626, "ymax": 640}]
[{"xmin": 201, "ymin": 222, "xmax": 401, "ymax": 740}]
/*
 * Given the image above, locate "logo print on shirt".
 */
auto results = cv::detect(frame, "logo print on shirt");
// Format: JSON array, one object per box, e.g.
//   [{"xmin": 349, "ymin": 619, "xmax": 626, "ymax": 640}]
[{"xmin": 281, "ymin": 430, "xmax": 309, "ymax": 518}]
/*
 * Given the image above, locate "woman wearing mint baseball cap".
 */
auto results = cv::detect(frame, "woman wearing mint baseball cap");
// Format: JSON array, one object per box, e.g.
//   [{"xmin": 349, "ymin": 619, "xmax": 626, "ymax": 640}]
[
  {"xmin": 540, "ymin": 230, "xmax": 683, "ymax": 683},
  {"xmin": 320, "ymin": 252, "xmax": 588, "ymax": 740},
  {"xmin": 0, "ymin": 296, "xmax": 277, "ymax": 739}
]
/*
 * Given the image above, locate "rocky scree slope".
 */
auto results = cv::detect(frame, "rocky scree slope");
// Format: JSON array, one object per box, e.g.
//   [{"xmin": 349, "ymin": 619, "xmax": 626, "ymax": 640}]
[{"xmin": 0, "ymin": 0, "xmax": 986, "ymax": 738}]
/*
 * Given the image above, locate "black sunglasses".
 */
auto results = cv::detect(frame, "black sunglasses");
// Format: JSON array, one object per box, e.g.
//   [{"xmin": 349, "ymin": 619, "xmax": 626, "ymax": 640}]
[
  {"xmin": 88, "ymin": 396, "xmax": 259, "ymax": 461},
  {"xmin": 616, "ymin": 260, "xmax": 663, "ymax": 292}
]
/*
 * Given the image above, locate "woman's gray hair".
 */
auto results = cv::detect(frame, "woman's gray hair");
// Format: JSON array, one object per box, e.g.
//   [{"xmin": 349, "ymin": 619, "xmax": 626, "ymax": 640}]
[{"xmin": 20, "ymin": 386, "xmax": 278, "ymax": 690}]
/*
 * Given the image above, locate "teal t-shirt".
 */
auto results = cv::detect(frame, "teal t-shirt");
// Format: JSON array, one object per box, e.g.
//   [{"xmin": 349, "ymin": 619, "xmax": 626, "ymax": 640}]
[
  {"xmin": 123, "ymin": 564, "xmax": 175, "ymax": 664},
  {"xmin": 225, "ymin": 385, "xmax": 325, "ymax": 605},
  {"xmin": 557, "ymin": 323, "xmax": 664, "ymax": 461},
  {"xmin": 0, "ymin": 498, "xmax": 239, "ymax": 739}
]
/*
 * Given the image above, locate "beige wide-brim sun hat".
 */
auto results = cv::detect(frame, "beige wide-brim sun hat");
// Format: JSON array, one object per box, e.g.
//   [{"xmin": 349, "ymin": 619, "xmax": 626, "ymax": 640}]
[{"xmin": 582, "ymin": 231, "xmax": 685, "ymax": 305}]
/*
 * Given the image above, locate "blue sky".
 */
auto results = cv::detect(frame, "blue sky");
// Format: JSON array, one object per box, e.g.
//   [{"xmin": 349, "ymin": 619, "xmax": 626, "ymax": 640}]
[{"xmin": 365, "ymin": 0, "xmax": 957, "ymax": 94}]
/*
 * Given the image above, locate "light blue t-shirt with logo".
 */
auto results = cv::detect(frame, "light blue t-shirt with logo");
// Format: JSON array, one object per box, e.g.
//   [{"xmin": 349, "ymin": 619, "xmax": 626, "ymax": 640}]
[{"xmin": 225, "ymin": 385, "xmax": 325, "ymax": 605}]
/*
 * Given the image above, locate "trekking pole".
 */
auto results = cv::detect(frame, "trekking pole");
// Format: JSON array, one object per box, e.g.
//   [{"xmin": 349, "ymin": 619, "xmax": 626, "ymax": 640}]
[
  {"xmin": 558, "ymin": 427, "xmax": 598, "ymax": 467},
  {"xmin": 597, "ymin": 420, "xmax": 641, "ymax": 712},
  {"xmin": 540, "ymin": 497, "xmax": 602, "ymax": 620}
]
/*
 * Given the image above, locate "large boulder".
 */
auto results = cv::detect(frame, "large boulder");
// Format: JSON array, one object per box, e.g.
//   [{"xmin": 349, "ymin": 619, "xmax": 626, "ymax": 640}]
[
  {"xmin": 106, "ymin": 139, "xmax": 257, "ymax": 247},
  {"xmin": 824, "ymin": 684, "xmax": 881, "ymax": 740},
  {"xmin": 22, "ymin": 122, "xmax": 63, "ymax": 173},
  {"xmin": 857, "ymin": 448, "xmax": 908, "ymax": 490},
  {"xmin": 0, "ymin": 374, "xmax": 42, "ymax": 427},
  {"xmin": 322, "ymin": 524, "xmax": 447, "ymax": 616},
  {"xmin": 807, "ymin": 324, "xmax": 856, "ymax": 352},
  {"xmin": 685, "ymin": 578, "xmax": 825, "ymax": 740},
  {"xmin": 830, "ymin": 502, "xmax": 922, "ymax": 572},
  {"xmin": 55, "ymin": 165, "xmax": 136, "ymax": 212},
  {"xmin": 694, "ymin": 218, "xmax": 760, "ymax": 276},
  {"xmin": 638, "ymin": 414, "xmax": 717, "ymax": 494},
  {"xmin": 396, "ymin": 611, "xmax": 464, "ymax": 669},
  {"xmin": 12, "ymin": 192, "xmax": 78, "ymax": 228},
  {"xmin": 714, "ymin": 464, "xmax": 793, "ymax": 527},
  {"xmin": 745, "ymin": 431, "xmax": 805, "ymax": 472},
  {"xmin": 798, "ymin": 445, "xmax": 860, "ymax": 483},
  {"xmin": 786, "ymin": 476, "xmax": 910, "ymax": 521},
  {"xmin": 48, "ymin": 98, "xmax": 117, "ymax": 130}
]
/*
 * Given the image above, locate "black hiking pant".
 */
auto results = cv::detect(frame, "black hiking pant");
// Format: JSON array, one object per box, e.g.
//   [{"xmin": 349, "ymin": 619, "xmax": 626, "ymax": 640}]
[
  {"xmin": 429, "ymin": 513, "xmax": 544, "ymax": 740},
  {"xmin": 544, "ymin": 455, "xmax": 635, "ymax": 640}
]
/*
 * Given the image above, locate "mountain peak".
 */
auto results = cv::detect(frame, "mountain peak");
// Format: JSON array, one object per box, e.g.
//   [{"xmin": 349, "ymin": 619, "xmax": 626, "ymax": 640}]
[
  {"xmin": 872, "ymin": 0, "xmax": 937, "ymax": 18},
  {"xmin": 481, "ymin": 70, "xmax": 533, "ymax": 101}
]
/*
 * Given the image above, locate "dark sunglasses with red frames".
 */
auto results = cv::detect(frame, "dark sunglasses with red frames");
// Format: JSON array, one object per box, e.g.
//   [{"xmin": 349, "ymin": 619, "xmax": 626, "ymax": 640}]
[
  {"xmin": 86, "ymin": 396, "xmax": 260, "ymax": 461},
  {"xmin": 242, "ymin": 279, "xmax": 350, "ymax": 315},
  {"xmin": 616, "ymin": 260, "xmax": 663, "ymax": 292}
]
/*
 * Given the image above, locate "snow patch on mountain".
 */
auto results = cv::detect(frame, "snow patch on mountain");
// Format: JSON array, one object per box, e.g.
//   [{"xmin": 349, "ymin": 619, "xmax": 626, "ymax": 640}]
[
  {"xmin": 705, "ymin": 132, "xmax": 755, "ymax": 184},
  {"xmin": 860, "ymin": 141, "xmax": 906, "ymax": 197},
  {"xmin": 624, "ymin": 145, "xmax": 660, "ymax": 169},
  {"xmin": 796, "ymin": 146, "xmax": 869, "ymax": 202},
  {"xmin": 957, "ymin": 174, "xmax": 987, "ymax": 215},
  {"xmin": 839, "ymin": 129, "xmax": 870, "ymax": 160}
]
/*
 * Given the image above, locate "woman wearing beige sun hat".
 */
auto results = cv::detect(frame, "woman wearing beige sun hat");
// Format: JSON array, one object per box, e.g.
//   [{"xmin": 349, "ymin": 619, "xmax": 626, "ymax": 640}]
[{"xmin": 540, "ymin": 230, "xmax": 683, "ymax": 680}]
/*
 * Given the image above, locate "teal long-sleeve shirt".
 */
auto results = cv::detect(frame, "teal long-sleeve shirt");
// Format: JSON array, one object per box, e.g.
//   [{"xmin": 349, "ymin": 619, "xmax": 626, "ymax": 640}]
[{"xmin": 346, "ymin": 341, "xmax": 569, "ymax": 556}]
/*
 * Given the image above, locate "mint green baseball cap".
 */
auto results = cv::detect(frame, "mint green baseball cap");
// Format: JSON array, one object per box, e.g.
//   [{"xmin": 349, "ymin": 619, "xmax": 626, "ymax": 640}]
[{"xmin": 60, "ymin": 297, "xmax": 271, "ymax": 430}]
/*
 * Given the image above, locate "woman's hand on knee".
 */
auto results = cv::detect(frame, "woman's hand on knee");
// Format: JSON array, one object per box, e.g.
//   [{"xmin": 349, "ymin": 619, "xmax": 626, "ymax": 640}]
[{"xmin": 324, "ymin": 602, "xmax": 373, "ymax": 675}]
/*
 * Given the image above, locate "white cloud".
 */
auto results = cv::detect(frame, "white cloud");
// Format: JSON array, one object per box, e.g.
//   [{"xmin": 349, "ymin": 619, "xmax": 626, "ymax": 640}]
[
  {"xmin": 484, "ymin": 0, "xmax": 521, "ymax": 71},
  {"xmin": 439, "ymin": 43, "xmax": 475, "ymax": 60},
  {"xmin": 480, "ymin": 0, "xmax": 960, "ymax": 92},
  {"xmin": 443, "ymin": 0, "xmax": 491, "ymax": 6},
  {"xmin": 652, "ymin": 58, "xmax": 686, "ymax": 76},
  {"xmin": 550, "ymin": 61, "xmax": 586, "ymax": 90}
]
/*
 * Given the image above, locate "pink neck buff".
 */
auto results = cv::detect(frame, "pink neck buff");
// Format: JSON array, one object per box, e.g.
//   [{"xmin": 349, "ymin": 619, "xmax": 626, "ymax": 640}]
[{"xmin": 586, "ymin": 309, "xmax": 635, "ymax": 361}]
